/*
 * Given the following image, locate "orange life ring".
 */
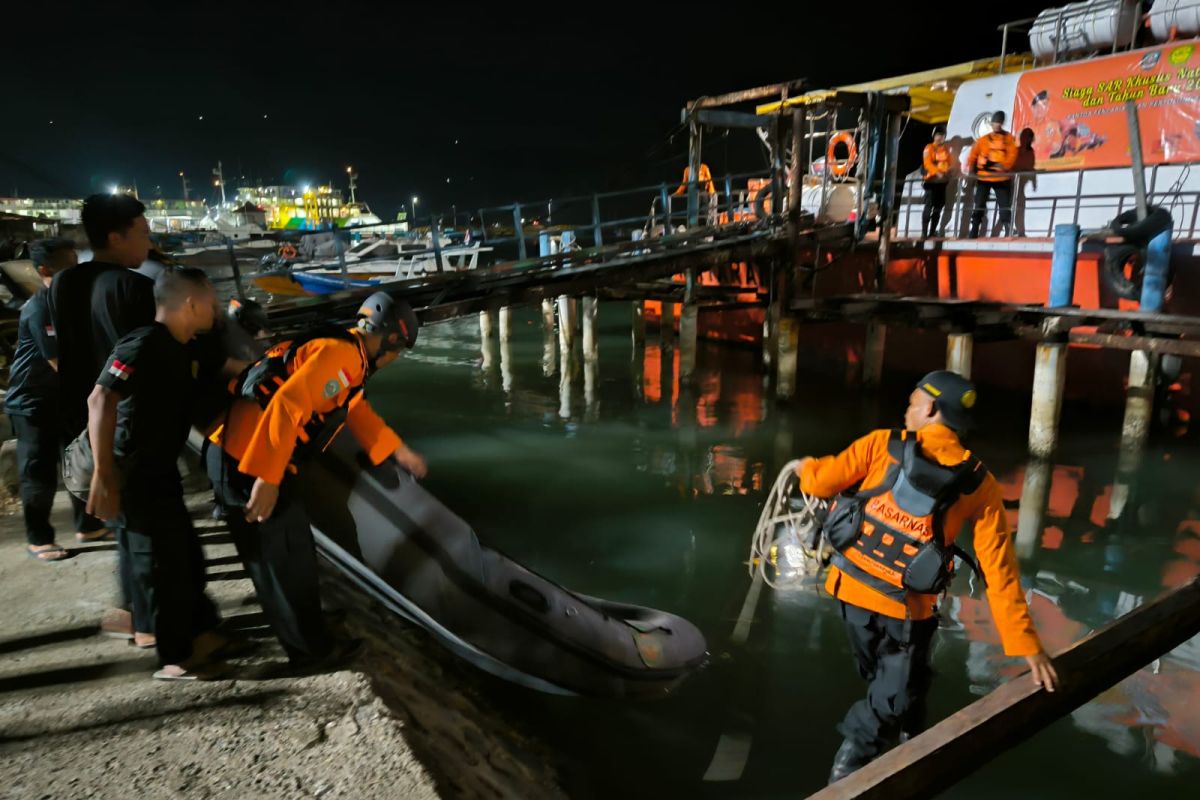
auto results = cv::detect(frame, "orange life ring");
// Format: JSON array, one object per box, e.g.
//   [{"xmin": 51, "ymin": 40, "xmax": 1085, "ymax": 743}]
[
  {"xmin": 278, "ymin": 243, "xmax": 298, "ymax": 260},
  {"xmin": 827, "ymin": 131, "xmax": 857, "ymax": 178}
]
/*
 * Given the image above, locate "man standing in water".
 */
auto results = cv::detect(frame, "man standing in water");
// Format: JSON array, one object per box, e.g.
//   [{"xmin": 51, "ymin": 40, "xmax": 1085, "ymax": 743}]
[{"xmin": 795, "ymin": 371, "xmax": 1059, "ymax": 784}]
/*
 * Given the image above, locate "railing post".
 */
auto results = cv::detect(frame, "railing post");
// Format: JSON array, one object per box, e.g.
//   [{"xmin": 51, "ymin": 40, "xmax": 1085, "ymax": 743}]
[
  {"xmin": 591, "ymin": 194, "xmax": 603, "ymax": 248},
  {"xmin": 512, "ymin": 203, "xmax": 527, "ymax": 260},
  {"xmin": 660, "ymin": 183, "xmax": 672, "ymax": 235},
  {"xmin": 724, "ymin": 174, "xmax": 734, "ymax": 223},
  {"xmin": 687, "ymin": 116, "xmax": 701, "ymax": 228}
]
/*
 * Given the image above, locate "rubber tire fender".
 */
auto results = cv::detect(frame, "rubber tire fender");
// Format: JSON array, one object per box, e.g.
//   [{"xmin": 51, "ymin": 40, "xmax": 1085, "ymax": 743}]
[
  {"xmin": 1110, "ymin": 206, "xmax": 1172, "ymax": 244},
  {"xmin": 1102, "ymin": 243, "xmax": 1143, "ymax": 301}
]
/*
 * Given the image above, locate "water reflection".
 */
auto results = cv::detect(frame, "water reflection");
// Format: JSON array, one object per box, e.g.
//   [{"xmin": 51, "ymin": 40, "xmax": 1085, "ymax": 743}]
[{"xmin": 392, "ymin": 307, "xmax": 1199, "ymax": 796}]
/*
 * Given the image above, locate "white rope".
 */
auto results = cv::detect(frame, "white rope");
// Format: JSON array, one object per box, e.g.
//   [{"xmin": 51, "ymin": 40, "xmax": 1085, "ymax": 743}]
[{"xmin": 747, "ymin": 460, "xmax": 828, "ymax": 590}]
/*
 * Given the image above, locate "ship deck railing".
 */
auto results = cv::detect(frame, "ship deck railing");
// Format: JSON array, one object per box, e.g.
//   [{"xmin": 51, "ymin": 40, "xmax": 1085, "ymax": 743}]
[{"xmin": 893, "ymin": 162, "xmax": 1200, "ymax": 245}]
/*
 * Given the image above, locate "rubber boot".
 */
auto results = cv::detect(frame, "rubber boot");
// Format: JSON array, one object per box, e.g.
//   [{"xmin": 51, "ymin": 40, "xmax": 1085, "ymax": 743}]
[
  {"xmin": 921, "ymin": 205, "xmax": 933, "ymax": 240},
  {"xmin": 927, "ymin": 208, "xmax": 940, "ymax": 239},
  {"xmin": 828, "ymin": 738, "xmax": 872, "ymax": 785}
]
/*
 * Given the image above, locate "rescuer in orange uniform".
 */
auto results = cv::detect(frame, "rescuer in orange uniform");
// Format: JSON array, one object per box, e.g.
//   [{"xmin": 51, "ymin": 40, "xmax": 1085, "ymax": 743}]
[
  {"xmin": 206, "ymin": 291, "xmax": 427, "ymax": 669},
  {"xmin": 672, "ymin": 162, "xmax": 716, "ymax": 197},
  {"xmin": 795, "ymin": 370, "xmax": 1059, "ymax": 784},
  {"xmin": 967, "ymin": 110, "xmax": 1019, "ymax": 238},
  {"xmin": 921, "ymin": 126, "xmax": 952, "ymax": 239}
]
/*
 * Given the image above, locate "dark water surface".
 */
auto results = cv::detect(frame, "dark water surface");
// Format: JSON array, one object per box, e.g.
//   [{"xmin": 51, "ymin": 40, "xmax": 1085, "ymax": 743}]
[{"xmin": 361, "ymin": 304, "xmax": 1200, "ymax": 799}]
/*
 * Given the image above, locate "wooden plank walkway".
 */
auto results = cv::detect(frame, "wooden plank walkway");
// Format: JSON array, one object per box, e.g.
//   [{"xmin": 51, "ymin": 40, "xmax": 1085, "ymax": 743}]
[{"xmin": 806, "ymin": 577, "xmax": 1200, "ymax": 800}]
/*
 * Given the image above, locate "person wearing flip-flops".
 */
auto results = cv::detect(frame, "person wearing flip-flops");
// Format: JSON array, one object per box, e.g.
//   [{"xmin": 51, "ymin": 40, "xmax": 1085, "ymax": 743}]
[
  {"xmin": 86, "ymin": 267, "xmax": 241, "ymax": 681},
  {"xmin": 4, "ymin": 238, "xmax": 110, "ymax": 563}
]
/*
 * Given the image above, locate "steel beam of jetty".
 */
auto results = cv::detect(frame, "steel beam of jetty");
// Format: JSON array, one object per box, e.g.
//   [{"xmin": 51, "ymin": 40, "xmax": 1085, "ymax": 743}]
[
  {"xmin": 259, "ymin": 220, "xmax": 830, "ymax": 337},
  {"xmin": 808, "ymin": 577, "xmax": 1200, "ymax": 800}
]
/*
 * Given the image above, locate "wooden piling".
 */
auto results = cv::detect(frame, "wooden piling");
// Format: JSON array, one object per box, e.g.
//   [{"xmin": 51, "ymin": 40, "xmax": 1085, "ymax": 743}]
[{"xmin": 807, "ymin": 577, "xmax": 1200, "ymax": 800}]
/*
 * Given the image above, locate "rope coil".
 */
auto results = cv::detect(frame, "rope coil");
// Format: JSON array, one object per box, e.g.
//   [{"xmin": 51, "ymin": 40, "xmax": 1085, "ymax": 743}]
[{"xmin": 748, "ymin": 460, "xmax": 829, "ymax": 589}]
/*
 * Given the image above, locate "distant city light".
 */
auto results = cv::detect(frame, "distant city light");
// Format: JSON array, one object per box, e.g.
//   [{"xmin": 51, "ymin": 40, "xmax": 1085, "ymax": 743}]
[
  {"xmin": 346, "ymin": 166, "xmax": 352, "ymax": 173},
  {"xmin": 198, "ymin": 115, "xmax": 204, "ymax": 120},
  {"xmin": 262, "ymin": 114, "xmax": 268, "ymax": 119},
  {"xmin": 445, "ymin": 177, "xmax": 451, "ymax": 184},
  {"xmin": 109, "ymin": 185, "xmax": 119, "ymax": 195},
  {"xmin": 303, "ymin": 185, "xmax": 311, "ymax": 192},
  {"xmin": 48, "ymin": 120, "xmax": 54, "ymax": 125}
]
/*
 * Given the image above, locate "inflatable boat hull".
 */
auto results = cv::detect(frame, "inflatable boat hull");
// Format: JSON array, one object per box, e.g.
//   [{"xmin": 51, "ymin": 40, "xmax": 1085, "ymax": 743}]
[{"xmin": 301, "ymin": 436, "xmax": 709, "ymax": 698}]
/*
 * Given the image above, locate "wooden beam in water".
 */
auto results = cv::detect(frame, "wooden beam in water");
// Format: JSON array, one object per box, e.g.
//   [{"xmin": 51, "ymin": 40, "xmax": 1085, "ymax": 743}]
[{"xmin": 806, "ymin": 577, "xmax": 1200, "ymax": 800}]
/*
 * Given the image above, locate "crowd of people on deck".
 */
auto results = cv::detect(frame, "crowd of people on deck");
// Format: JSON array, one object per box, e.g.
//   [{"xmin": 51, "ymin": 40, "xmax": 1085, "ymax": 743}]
[
  {"xmin": 920, "ymin": 110, "xmax": 1038, "ymax": 240},
  {"xmin": 6, "ymin": 193, "xmax": 426, "ymax": 681}
]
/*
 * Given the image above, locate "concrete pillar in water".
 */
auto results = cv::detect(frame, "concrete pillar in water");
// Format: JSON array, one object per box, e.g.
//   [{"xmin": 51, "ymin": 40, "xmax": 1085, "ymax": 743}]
[
  {"xmin": 1016, "ymin": 458, "xmax": 1053, "ymax": 558},
  {"xmin": 558, "ymin": 295, "xmax": 578, "ymax": 378},
  {"xmin": 499, "ymin": 306, "xmax": 513, "ymax": 398},
  {"xmin": 541, "ymin": 299, "xmax": 557, "ymax": 377},
  {"xmin": 661, "ymin": 299, "xmax": 676, "ymax": 344},
  {"xmin": 581, "ymin": 297, "xmax": 598, "ymax": 365},
  {"xmin": 631, "ymin": 301, "xmax": 645, "ymax": 351},
  {"xmin": 1109, "ymin": 350, "xmax": 1158, "ymax": 522},
  {"xmin": 776, "ymin": 315, "xmax": 800, "ymax": 399},
  {"xmin": 680, "ymin": 270, "xmax": 698, "ymax": 381},
  {"xmin": 862, "ymin": 321, "xmax": 887, "ymax": 389},
  {"xmin": 581, "ymin": 296, "xmax": 599, "ymax": 418},
  {"xmin": 946, "ymin": 332, "xmax": 973, "ymax": 378},
  {"xmin": 479, "ymin": 309, "xmax": 497, "ymax": 372},
  {"xmin": 1028, "ymin": 340, "xmax": 1068, "ymax": 460}
]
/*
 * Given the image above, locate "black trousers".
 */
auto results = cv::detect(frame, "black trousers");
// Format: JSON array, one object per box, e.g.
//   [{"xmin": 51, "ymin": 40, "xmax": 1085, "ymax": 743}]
[
  {"xmin": 206, "ymin": 446, "xmax": 333, "ymax": 661},
  {"xmin": 921, "ymin": 182, "xmax": 947, "ymax": 238},
  {"xmin": 837, "ymin": 602, "xmax": 938, "ymax": 760},
  {"xmin": 12, "ymin": 413, "xmax": 103, "ymax": 546},
  {"xmin": 121, "ymin": 473, "xmax": 219, "ymax": 666},
  {"xmin": 969, "ymin": 180, "xmax": 1013, "ymax": 238}
]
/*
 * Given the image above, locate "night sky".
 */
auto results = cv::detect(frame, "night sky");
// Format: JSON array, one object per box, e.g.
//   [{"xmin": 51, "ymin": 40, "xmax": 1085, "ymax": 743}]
[{"xmin": 6, "ymin": 1, "xmax": 1056, "ymax": 221}]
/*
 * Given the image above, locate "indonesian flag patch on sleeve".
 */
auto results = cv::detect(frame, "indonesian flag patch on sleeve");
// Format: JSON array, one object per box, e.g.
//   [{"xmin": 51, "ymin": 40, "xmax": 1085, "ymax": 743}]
[
  {"xmin": 108, "ymin": 359, "xmax": 134, "ymax": 381},
  {"xmin": 44, "ymin": 324, "xmax": 55, "ymax": 337}
]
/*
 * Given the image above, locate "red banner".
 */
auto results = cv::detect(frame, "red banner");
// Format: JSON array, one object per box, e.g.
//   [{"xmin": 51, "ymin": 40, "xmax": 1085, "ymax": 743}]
[{"xmin": 1012, "ymin": 42, "xmax": 1200, "ymax": 171}]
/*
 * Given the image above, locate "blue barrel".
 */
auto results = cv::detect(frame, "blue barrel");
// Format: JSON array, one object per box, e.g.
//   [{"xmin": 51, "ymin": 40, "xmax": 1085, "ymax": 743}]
[
  {"xmin": 1139, "ymin": 228, "xmax": 1172, "ymax": 313},
  {"xmin": 538, "ymin": 231, "xmax": 553, "ymax": 258},
  {"xmin": 560, "ymin": 229, "xmax": 576, "ymax": 251},
  {"xmin": 1048, "ymin": 223, "xmax": 1081, "ymax": 307}
]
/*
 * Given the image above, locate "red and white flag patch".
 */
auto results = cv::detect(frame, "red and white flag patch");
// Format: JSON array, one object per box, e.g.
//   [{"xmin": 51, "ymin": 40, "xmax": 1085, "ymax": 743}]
[
  {"xmin": 108, "ymin": 359, "xmax": 134, "ymax": 381},
  {"xmin": 337, "ymin": 368, "xmax": 351, "ymax": 389},
  {"xmin": 44, "ymin": 324, "xmax": 55, "ymax": 337}
]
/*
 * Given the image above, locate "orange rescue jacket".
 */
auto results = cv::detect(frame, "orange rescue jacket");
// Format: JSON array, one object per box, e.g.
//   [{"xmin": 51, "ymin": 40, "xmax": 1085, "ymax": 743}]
[
  {"xmin": 209, "ymin": 330, "xmax": 402, "ymax": 485},
  {"xmin": 800, "ymin": 424, "xmax": 1042, "ymax": 657},
  {"xmin": 673, "ymin": 163, "xmax": 716, "ymax": 196},
  {"xmin": 968, "ymin": 131, "xmax": 1018, "ymax": 182},
  {"xmin": 922, "ymin": 143, "xmax": 952, "ymax": 182}
]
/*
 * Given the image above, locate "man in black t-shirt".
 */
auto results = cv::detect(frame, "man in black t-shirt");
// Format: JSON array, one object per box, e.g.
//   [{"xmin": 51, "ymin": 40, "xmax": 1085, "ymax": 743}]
[
  {"xmin": 48, "ymin": 195, "xmax": 156, "ymax": 439},
  {"xmin": 48, "ymin": 194, "xmax": 156, "ymax": 640},
  {"xmin": 4, "ymin": 239, "xmax": 107, "ymax": 560},
  {"xmin": 87, "ymin": 267, "xmax": 231, "ymax": 680}
]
